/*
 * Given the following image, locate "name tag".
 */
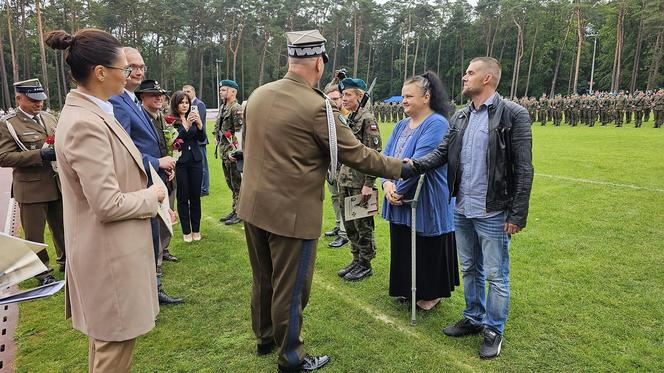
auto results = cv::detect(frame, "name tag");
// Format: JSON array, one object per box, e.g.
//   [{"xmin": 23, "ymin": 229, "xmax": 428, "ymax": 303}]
[{"xmin": 21, "ymin": 131, "xmax": 37, "ymax": 135}]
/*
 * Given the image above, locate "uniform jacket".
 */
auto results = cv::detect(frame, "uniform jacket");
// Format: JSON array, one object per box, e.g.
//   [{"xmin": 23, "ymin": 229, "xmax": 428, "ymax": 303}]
[
  {"xmin": 337, "ymin": 107, "xmax": 382, "ymax": 188},
  {"xmin": 213, "ymin": 100, "xmax": 243, "ymax": 159},
  {"xmin": 56, "ymin": 91, "xmax": 159, "ymax": 341},
  {"xmin": 0, "ymin": 109, "xmax": 60, "ymax": 203},
  {"xmin": 413, "ymin": 93, "xmax": 534, "ymax": 229},
  {"xmin": 110, "ymin": 91, "xmax": 162, "ymax": 174},
  {"xmin": 237, "ymin": 72, "xmax": 402, "ymax": 240},
  {"xmin": 173, "ymin": 119, "xmax": 206, "ymax": 164}
]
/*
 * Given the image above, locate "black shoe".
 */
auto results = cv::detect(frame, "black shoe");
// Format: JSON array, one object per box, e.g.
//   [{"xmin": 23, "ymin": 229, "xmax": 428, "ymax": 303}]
[
  {"xmin": 38, "ymin": 274, "xmax": 57, "ymax": 286},
  {"xmin": 443, "ymin": 318, "xmax": 484, "ymax": 337},
  {"xmin": 479, "ymin": 328, "xmax": 503, "ymax": 359},
  {"xmin": 337, "ymin": 260, "xmax": 358, "ymax": 278},
  {"xmin": 343, "ymin": 262, "xmax": 373, "ymax": 282},
  {"xmin": 162, "ymin": 253, "xmax": 179, "ymax": 262},
  {"xmin": 219, "ymin": 211, "xmax": 235, "ymax": 222},
  {"xmin": 225, "ymin": 214, "xmax": 242, "ymax": 225},
  {"xmin": 158, "ymin": 289, "xmax": 183, "ymax": 305},
  {"xmin": 201, "ymin": 191, "xmax": 209, "ymax": 196},
  {"xmin": 156, "ymin": 265, "xmax": 163, "ymax": 276},
  {"xmin": 324, "ymin": 227, "xmax": 340, "ymax": 237},
  {"xmin": 328, "ymin": 236, "xmax": 348, "ymax": 248},
  {"xmin": 256, "ymin": 340, "xmax": 276, "ymax": 356},
  {"xmin": 278, "ymin": 354, "xmax": 331, "ymax": 372}
]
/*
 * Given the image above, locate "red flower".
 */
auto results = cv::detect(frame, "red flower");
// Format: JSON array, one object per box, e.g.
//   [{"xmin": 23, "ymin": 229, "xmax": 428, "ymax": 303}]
[
  {"xmin": 224, "ymin": 131, "xmax": 233, "ymax": 139},
  {"xmin": 173, "ymin": 138, "xmax": 184, "ymax": 151},
  {"xmin": 165, "ymin": 115, "xmax": 176, "ymax": 124},
  {"xmin": 45, "ymin": 135, "xmax": 55, "ymax": 145}
]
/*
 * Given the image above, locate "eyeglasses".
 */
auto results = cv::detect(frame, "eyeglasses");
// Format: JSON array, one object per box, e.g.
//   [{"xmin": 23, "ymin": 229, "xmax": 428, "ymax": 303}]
[
  {"xmin": 104, "ymin": 65, "xmax": 133, "ymax": 78},
  {"xmin": 129, "ymin": 65, "xmax": 147, "ymax": 72}
]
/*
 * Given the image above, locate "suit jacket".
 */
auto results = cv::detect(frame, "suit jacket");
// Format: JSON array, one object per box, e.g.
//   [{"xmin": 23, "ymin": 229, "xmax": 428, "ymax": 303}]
[
  {"xmin": 0, "ymin": 109, "xmax": 60, "ymax": 203},
  {"xmin": 174, "ymin": 119, "xmax": 206, "ymax": 164},
  {"xmin": 237, "ymin": 72, "xmax": 402, "ymax": 239},
  {"xmin": 192, "ymin": 97, "xmax": 208, "ymax": 145},
  {"xmin": 56, "ymin": 90, "xmax": 159, "ymax": 341},
  {"xmin": 110, "ymin": 91, "xmax": 162, "ymax": 174}
]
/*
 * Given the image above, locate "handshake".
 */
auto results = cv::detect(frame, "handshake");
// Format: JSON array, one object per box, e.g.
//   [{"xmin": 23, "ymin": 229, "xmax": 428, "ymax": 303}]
[{"xmin": 400, "ymin": 158, "xmax": 419, "ymax": 180}]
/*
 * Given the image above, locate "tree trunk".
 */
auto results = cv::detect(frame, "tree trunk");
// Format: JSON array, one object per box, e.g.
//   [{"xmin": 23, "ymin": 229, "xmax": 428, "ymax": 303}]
[
  {"xmin": 20, "ymin": 0, "xmax": 29, "ymax": 77},
  {"xmin": 411, "ymin": 36, "xmax": 419, "ymax": 77},
  {"xmin": 647, "ymin": 31, "xmax": 664, "ymax": 90},
  {"xmin": 230, "ymin": 23, "xmax": 244, "ymax": 81},
  {"xmin": 610, "ymin": 1, "xmax": 625, "ymax": 92},
  {"xmin": 198, "ymin": 49, "xmax": 204, "ymax": 103},
  {"xmin": 331, "ymin": 21, "xmax": 339, "ymax": 74},
  {"xmin": 0, "ymin": 22, "xmax": 11, "ymax": 109},
  {"xmin": 422, "ymin": 39, "xmax": 429, "ymax": 72},
  {"xmin": 567, "ymin": 51, "xmax": 575, "ymax": 95},
  {"xmin": 366, "ymin": 43, "xmax": 372, "ymax": 82},
  {"xmin": 53, "ymin": 49, "xmax": 62, "ymax": 108},
  {"xmin": 489, "ymin": 16, "xmax": 501, "ymax": 57},
  {"xmin": 524, "ymin": 24, "xmax": 539, "ymax": 97},
  {"xmin": 6, "ymin": 1, "xmax": 18, "ymax": 80},
  {"xmin": 550, "ymin": 13, "xmax": 573, "ymax": 96},
  {"xmin": 352, "ymin": 12, "xmax": 362, "ymax": 77},
  {"xmin": 436, "ymin": 36, "xmax": 442, "ymax": 77},
  {"xmin": 389, "ymin": 42, "xmax": 395, "ymax": 94},
  {"xmin": 36, "ymin": 0, "xmax": 50, "ymax": 108},
  {"xmin": 572, "ymin": 1, "xmax": 583, "ymax": 94},
  {"xmin": 60, "ymin": 50, "xmax": 68, "ymax": 93},
  {"xmin": 629, "ymin": 0, "xmax": 645, "ymax": 92},
  {"xmin": 241, "ymin": 39, "xmax": 245, "ymax": 99},
  {"xmin": 459, "ymin": 33, "xmax": 465, "ymax": 98},
  {"xmin": 258, "ymin": 31, "xmax": 269, "ymax": 86},
  {"xmin": 403, "ymin": 14, "xmax": 411, "ymax": 83},
  {"xmin": 510, "ymin": 18, "xmax": 524, "ymax": 98}
]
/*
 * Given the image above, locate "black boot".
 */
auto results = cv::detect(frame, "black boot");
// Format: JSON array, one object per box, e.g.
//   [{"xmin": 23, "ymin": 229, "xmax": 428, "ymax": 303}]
[
  {"xmin": 158, "ymin": 286, "xmax": 183, "ymax": 305},
  {"xmin": 219, "ymin": 211, "xmax": 235, "ymax": 222},
  {"xmin": 337, "ymin": 260, "xmax": 358, "ymax": 278},
  {"xmin": 344, "ymin": 261, "xmax": 373, "ymax": 282}
]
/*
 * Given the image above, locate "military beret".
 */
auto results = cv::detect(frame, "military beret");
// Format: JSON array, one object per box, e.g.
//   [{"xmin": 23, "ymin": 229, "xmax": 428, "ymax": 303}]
[
  {"xmin": 339, "ymin": 78, "xmax": 367, "ymax": 92},
  {"xmin": 286, "ymin": 30, "xmax": 328, "ymax": 63},
  {"xmin": 14, "ymin": 78, "xmax": 47, "ymax": 101},
  {"xmin": 219, "ymin": 79, "xmax": 239, "ymax": 90}
]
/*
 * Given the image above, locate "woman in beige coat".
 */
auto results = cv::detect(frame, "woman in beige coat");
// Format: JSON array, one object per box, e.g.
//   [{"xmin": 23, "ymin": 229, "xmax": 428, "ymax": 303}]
[{"xmin": 46, "ymin": 29, "xmax": 165, "ymax": 372}]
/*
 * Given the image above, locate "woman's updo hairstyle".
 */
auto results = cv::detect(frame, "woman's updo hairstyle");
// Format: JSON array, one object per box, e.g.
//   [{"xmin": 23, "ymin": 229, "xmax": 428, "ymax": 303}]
[
  {"xmin": 45, "ymin": 29, "xmax": 122, "ymax": 85},
  {"xmin": 404, "ymin": 70, "xmax": 451, "ymax": 118}
]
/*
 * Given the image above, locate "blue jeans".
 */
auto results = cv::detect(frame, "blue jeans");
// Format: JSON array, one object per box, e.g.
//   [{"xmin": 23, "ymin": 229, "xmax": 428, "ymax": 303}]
[
  {"xmin": 454, "ymin": 211, "xmax": 510, "ymax": 334},
  {"xmin": 200, "ymin": 145, "xmax": 210, "ymax": 194}
]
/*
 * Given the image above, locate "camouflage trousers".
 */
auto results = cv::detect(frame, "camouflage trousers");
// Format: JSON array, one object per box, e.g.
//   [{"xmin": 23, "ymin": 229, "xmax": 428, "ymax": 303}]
[
  {"xmin": 655, "ymin": 110, "xmax": 664, "ymax": 128},
  {"xmin": 339, "ymin": 187, "xmax": 376, "ymax": 263},
  {"xmin": 615, "ymin": 110, "xmax": 624, "ymax": 127},
  {"xmin": 552, "ymin": 110, "xmax": 562, "ymax": 126},
  {"xmin": 634, "ymin": 111, "xmax": 643, "ymax": 127},
  {"xmin": 222, "ymin": 159, "xmax": 242, "ymax": 212}
]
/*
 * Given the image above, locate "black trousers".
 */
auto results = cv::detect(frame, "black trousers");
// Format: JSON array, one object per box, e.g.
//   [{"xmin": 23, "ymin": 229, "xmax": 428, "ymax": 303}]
[{"xmin": 176, "ymin": 160, "xmax": 203, "ymax": 234}]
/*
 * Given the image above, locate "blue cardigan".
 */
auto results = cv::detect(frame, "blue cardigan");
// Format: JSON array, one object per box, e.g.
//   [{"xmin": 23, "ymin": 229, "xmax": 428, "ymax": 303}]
[{"xmin": 381, "ymin": 113, "xmax": 455, "ymax": 236}]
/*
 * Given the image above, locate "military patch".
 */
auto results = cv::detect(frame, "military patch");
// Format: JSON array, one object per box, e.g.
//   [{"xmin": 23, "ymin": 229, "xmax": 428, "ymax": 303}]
[
  {"xmin": 373, "ymin": 137, "xmax": 379, "ymax": 145},
  {"xmin": 338, "ymin": 114, "xmax": 347, "ymax": 126}
]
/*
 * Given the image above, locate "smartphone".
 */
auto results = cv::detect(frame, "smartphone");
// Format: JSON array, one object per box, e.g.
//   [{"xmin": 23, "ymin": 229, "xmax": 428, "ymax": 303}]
[{"xmin": 190, "ymin": 105, "xmax": 198, "ymax": 113}]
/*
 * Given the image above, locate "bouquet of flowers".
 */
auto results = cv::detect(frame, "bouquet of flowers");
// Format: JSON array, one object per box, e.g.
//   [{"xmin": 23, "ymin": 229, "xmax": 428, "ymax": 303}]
[
  {"xmin": 172, "ymin": 138, "xmax": 184, "ymax": 160},
  {"xmin": 224, "ymin": 131, "xmax": 239, "ymax": 151},
  {"xmin": 42, "ymin": 134, "xmax": 58, "ymax": 174},
  {"xmin": 163, "ymin": 115, "xmax": 182, "ymax": 160}
]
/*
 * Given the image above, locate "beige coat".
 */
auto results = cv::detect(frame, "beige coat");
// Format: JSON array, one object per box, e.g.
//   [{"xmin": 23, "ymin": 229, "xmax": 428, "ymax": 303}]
[
  {"xmin": 238, "ymin": 72, "xmax": 402, "ymax": 239},
  {"xmin": 56, "ymin": 91, "xmax": 159, "ymax": 341}
]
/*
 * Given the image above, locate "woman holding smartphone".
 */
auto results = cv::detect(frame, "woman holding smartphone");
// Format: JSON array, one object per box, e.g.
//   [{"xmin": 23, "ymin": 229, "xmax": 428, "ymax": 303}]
[{"xmin": 170, "ymin": 91, "xmax": 206, "ymax": 242}]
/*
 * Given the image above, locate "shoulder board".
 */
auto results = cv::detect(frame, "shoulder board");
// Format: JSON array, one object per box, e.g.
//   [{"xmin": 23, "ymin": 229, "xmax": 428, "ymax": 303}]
[
  {"xmin": 313, "ymin": 87, "xmax": 327, "ymax": 99},
  {"xmin": 0, "ymin": 112, "xmax": 16, "ymax": 121}
]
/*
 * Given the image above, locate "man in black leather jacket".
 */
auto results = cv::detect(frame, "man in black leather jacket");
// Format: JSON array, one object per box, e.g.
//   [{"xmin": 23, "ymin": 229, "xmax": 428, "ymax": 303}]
[{"xmin": 408, "ymin": 57, "xmax": 533, "ymax": 359}]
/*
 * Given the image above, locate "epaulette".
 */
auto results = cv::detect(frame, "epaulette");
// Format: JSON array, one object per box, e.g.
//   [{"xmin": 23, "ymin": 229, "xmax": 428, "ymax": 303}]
[{"xmin": 0, "ymin": 112, "xmax": 16, "ymax": 121}]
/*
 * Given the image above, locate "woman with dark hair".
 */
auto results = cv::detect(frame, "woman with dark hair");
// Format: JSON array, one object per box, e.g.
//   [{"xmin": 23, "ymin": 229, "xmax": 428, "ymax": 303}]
[
  {"xmin": 382, "ymin": 71, "xmax": 459, "ymax": 310},
  {"xmin": 170, "ymin": 91, "xmax": 206, "ymax": 243},
  {"xmin": 45, "ymin": 29, "xmax": 164, "ymax": 372}
]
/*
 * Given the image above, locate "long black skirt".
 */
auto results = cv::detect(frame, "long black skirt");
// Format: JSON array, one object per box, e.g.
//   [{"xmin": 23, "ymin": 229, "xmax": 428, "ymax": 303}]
[{"xmin": 388, "ymin": 223, "xmax": 460, "ymax": 301}]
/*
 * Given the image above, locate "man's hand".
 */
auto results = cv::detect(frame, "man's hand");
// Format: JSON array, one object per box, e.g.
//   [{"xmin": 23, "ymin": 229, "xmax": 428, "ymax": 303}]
[
  {"xmin": 228, "ymin": 154, "xmax": 236, "ymax": 162},
  {"xmin": 383, "ymin": 181, "xmax": 403, "ymax": 206},
  {"xmin": 360, "ymin": 185, "xmax": 373, "ymax": 203},
  {"xmin": 400, "ymin": 158, "xmax": 417, "ymax": 179},
  {"xmin": 40, "ymin": 147, "xmax": 56, "ymax": 161},
  {"xmin": 168, "ymin": 209, "xmax": 177, "ymax": 223},
  {"xmin": 159, "ymin": 156, "xmax": 176, "ymax": 171},
  {"xmin": 148, "ymin": 184, "xmax": 166, "ymax": 202},
  {"xmin": 504, "ymin": 223, "xmax": 522, "ymax": 235},
  {"xmin": 165, "ymin": 169, "xmax": 175, "ymax": 181}
]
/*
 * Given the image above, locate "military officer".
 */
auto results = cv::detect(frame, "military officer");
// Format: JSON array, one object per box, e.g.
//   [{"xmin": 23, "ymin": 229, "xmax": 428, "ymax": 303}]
[
  {"xmin": 643, "ymin": 91, "xmax": 652, "ymax": 122},
  {"xmin": 336, "ymin": 77, "xmax": 382, "ymax": 282},
  {"xmin": 237, "ymin": 30, "xmax": 407, "ymax": 372},
  {"xmin": 615, "ymin": 90, "xmax": 627, "ymax": 127},
  {"xmin": 653, "ymin": 89, "xmax": 664, "ymax": 128},
  {"xmin": 213, "ymin": 79, "xmax": 243, "ymax": 225},
  {"xmin": 551, "ymin": 94, "xmax": 563, "ymax": 126},
  {"xmin": 538, "ymin": 93, "xmax": 548, "ymax": 125},
  {"xmin": 0, "ymin": 79, "xmax": 65, "ymax": 284},
  {"xmin": 570, "ymin": 93, "xmax": 580, "ymax": 126},
  {"xmin": 632, "ymin": 91, "xmax": 646, "ymax": 128},
  {"xmin": 625, "ymin": 92, "xmax": 633, "ymax": 124}
]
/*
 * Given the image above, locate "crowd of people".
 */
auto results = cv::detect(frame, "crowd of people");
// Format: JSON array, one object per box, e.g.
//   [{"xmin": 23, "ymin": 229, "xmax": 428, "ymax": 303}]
[{"xmin": 8, "ymin": 23, "xmax": 661, "ymax": 373}]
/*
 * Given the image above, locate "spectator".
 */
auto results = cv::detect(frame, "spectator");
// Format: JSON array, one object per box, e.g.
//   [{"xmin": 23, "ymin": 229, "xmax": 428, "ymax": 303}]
[{"xmin": 182, "ymin": 85, "xmax": 209, "ymax": 196}]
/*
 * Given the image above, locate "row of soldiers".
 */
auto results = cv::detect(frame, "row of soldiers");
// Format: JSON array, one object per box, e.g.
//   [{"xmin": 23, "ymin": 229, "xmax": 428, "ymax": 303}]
[
  {"xmin": 373, "ymin": 102, "xmax": 405, "ymax": 123},
  {"xmin": 515, "ymin": 89, "xmax": 664, "ymax": 128}
]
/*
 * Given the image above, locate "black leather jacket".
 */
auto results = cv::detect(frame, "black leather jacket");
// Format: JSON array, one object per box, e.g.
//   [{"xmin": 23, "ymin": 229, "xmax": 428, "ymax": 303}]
[{"xmin": 413, "ymin": 93, "xmax": 534, "ymax": 228}]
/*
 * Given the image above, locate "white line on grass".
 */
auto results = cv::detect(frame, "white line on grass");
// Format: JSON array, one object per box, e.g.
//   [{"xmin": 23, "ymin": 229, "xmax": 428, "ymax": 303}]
[{"xmin": 536, "ymin": 173, "xmax": 664, "ymax": 193}]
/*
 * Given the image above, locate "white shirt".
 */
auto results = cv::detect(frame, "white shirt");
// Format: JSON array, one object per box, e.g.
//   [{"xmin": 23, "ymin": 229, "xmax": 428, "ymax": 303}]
[{"xmin": 76, "ymin": 90, "xmax": 115, "ymax": 117}]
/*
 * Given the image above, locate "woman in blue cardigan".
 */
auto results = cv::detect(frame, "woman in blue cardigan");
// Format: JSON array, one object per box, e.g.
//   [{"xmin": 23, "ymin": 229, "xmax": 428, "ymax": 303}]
[
  {"xmin": 170, "ymin": 91, "xmax": 207, "ymax": 243},
  {"xmin": 382, "ymin": 71, "xmax": 459, "ymax": 310}
]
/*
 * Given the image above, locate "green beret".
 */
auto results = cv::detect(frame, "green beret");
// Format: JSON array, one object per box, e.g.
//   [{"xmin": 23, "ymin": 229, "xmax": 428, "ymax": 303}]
[
  {"xmin": 339, "ymin": 78, "xmax": 367, "ymax": 92},
  {"xmin": 219, "ymin": 79, "xmax": 239, "ymax": 90}
]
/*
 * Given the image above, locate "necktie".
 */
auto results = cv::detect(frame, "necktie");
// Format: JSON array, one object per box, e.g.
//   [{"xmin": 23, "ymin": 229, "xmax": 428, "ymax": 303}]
[{"xmin": 34, "ymin": 115, "xmax": 48, "ymax": 135}]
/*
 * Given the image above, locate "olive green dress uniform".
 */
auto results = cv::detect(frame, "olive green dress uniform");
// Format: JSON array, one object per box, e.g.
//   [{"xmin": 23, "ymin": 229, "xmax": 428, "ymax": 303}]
[
  {"xmin": 337, "ymin": 107, "xmax": 381, "ymax": 267},
  {"xmin": 570, "ymin": 95, "xmax": 580, "ymax": 126},
  {"xmin": 550, "ymin": 95, "xmax": 563, "ymax": 126},
  {"xmin": 0, "ymin": 109, "xmax": 66, "ymax": 274},
  {"xmin": 213, "ymin": 99, "xmax": 243, "ymax": 213},
  {"xmin": 237, "ymin": 30, "xmax": 402, "ymax": 371},
  {"xmin": 538, "ymin": 95, "xmax": 548, "ymax": 125},
  {"xmin": 625, "ymin": 94, "xmax": 633, "ymax": 124},
  {"xmin": 643, "ymin": 94, "xmax": 652, "ymax": 122}
]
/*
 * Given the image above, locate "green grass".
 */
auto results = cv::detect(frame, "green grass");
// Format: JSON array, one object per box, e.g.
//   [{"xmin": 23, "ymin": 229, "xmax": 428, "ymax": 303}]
[{"xmin": 13, "ymin": 119, "xmax": 664, "ymax": 372}]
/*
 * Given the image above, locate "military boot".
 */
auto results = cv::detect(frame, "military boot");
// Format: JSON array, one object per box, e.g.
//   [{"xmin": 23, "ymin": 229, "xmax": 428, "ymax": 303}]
[
  {"xmin": 337, "ymin": 260, "xmax": 358, "ymax": 278},
  {"xmin": 344, "ymin": 260, "xmax": 373, "ymax": 282}
]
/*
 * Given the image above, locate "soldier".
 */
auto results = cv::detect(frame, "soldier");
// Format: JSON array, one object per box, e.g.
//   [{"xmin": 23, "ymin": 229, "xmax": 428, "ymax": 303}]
[
  {"xmin": 0, "ymin": 79, "xmax": 65, "ymax": 285},
  {"xmin": 579, "ymin": 94, "xmax": 588, "ymax": 125},
  {"xmin": 643, "ymin": 91, "xmax": 652, "ymax": 122},
  {"xmin": 336, "ymin": 77, "xmax": 382, "ymax": 282},
  {"xmin": 587, "ymin": 94, "xmax": 597, "ymax": 127},
  {"xmin": 625, "ymin": 92, "xmax": 633, "ymax": 124},
  {"xmin": 570, "ymin": 93, "xmax": 581, "ymax": 126},
  {"xmin": 563, "ymin": 95, "xmax": 571, "ymax": 125},
  {"xmin": 632, "ymin": 91, "xmax": 646, "ymax": 128},
  {"xmin": 653, "ymin": 88, "xmax": 664, "ymax": 128},
  {"xmin": 614, "ymin": 90, "xmax": 627, "ymax": 127},
  {"xmin": 213, "ymin": 79, "xmax": 243, "ymax": 225},
  {"xmin": 551, "ymin": 94, "xmax": 563, "ymax": 126},
  {"xmin": 538, "ymin": 93, "xmax": 548, "ymax": 125}
]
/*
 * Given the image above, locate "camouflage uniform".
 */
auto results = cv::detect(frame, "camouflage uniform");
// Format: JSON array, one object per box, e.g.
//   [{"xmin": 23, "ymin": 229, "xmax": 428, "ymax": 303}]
[
  {"xmin": 213, "ymin": 99, "xmax": 243, "ymax": 213},
  {"xmin": 550, "ymin": 95, "xmax": 563, "ymax": 126},
  {"xmin": 643, "ymin": 94, "xmax": 652, "ymax": 122},
  {"xmin": 615, "ymin": 93, "xmax": 627, "ymax": 127},
  {"xmin": 337, "ymin": 107, "xmax": 381, "ymax": 266},
  {"xmin": 653, "ymin": 91, "xmax": 664, "ymax": 128},
  {"xmin": 632, "ymin": 93, "xmax": 646, "ymax": 128},
  {"xmin": 538, "ymin": 95, "xmax": 548, "ymax": 125},
  {"xmin": 570, "ymin": 95, "xmax": 580, "ymax": 126},
  {"xmin": 625, "ymin": 94, "xmax": 633, "ymax": 124}
]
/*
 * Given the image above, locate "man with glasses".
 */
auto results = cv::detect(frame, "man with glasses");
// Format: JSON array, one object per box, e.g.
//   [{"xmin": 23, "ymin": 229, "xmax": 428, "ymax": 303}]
[
  {"xmin": 110, "ymin": 47, "xmax": 183, "ymax": 305},
  {"xmin": 0, "ymin": 78, "xmax": 66, "ymax": 285}
]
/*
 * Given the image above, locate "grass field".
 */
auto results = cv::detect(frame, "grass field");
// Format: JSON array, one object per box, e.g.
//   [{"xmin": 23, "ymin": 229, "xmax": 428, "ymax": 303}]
[{"xmin": 13, "ymin": 119, "xmax": 664, "ymax": 372}]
